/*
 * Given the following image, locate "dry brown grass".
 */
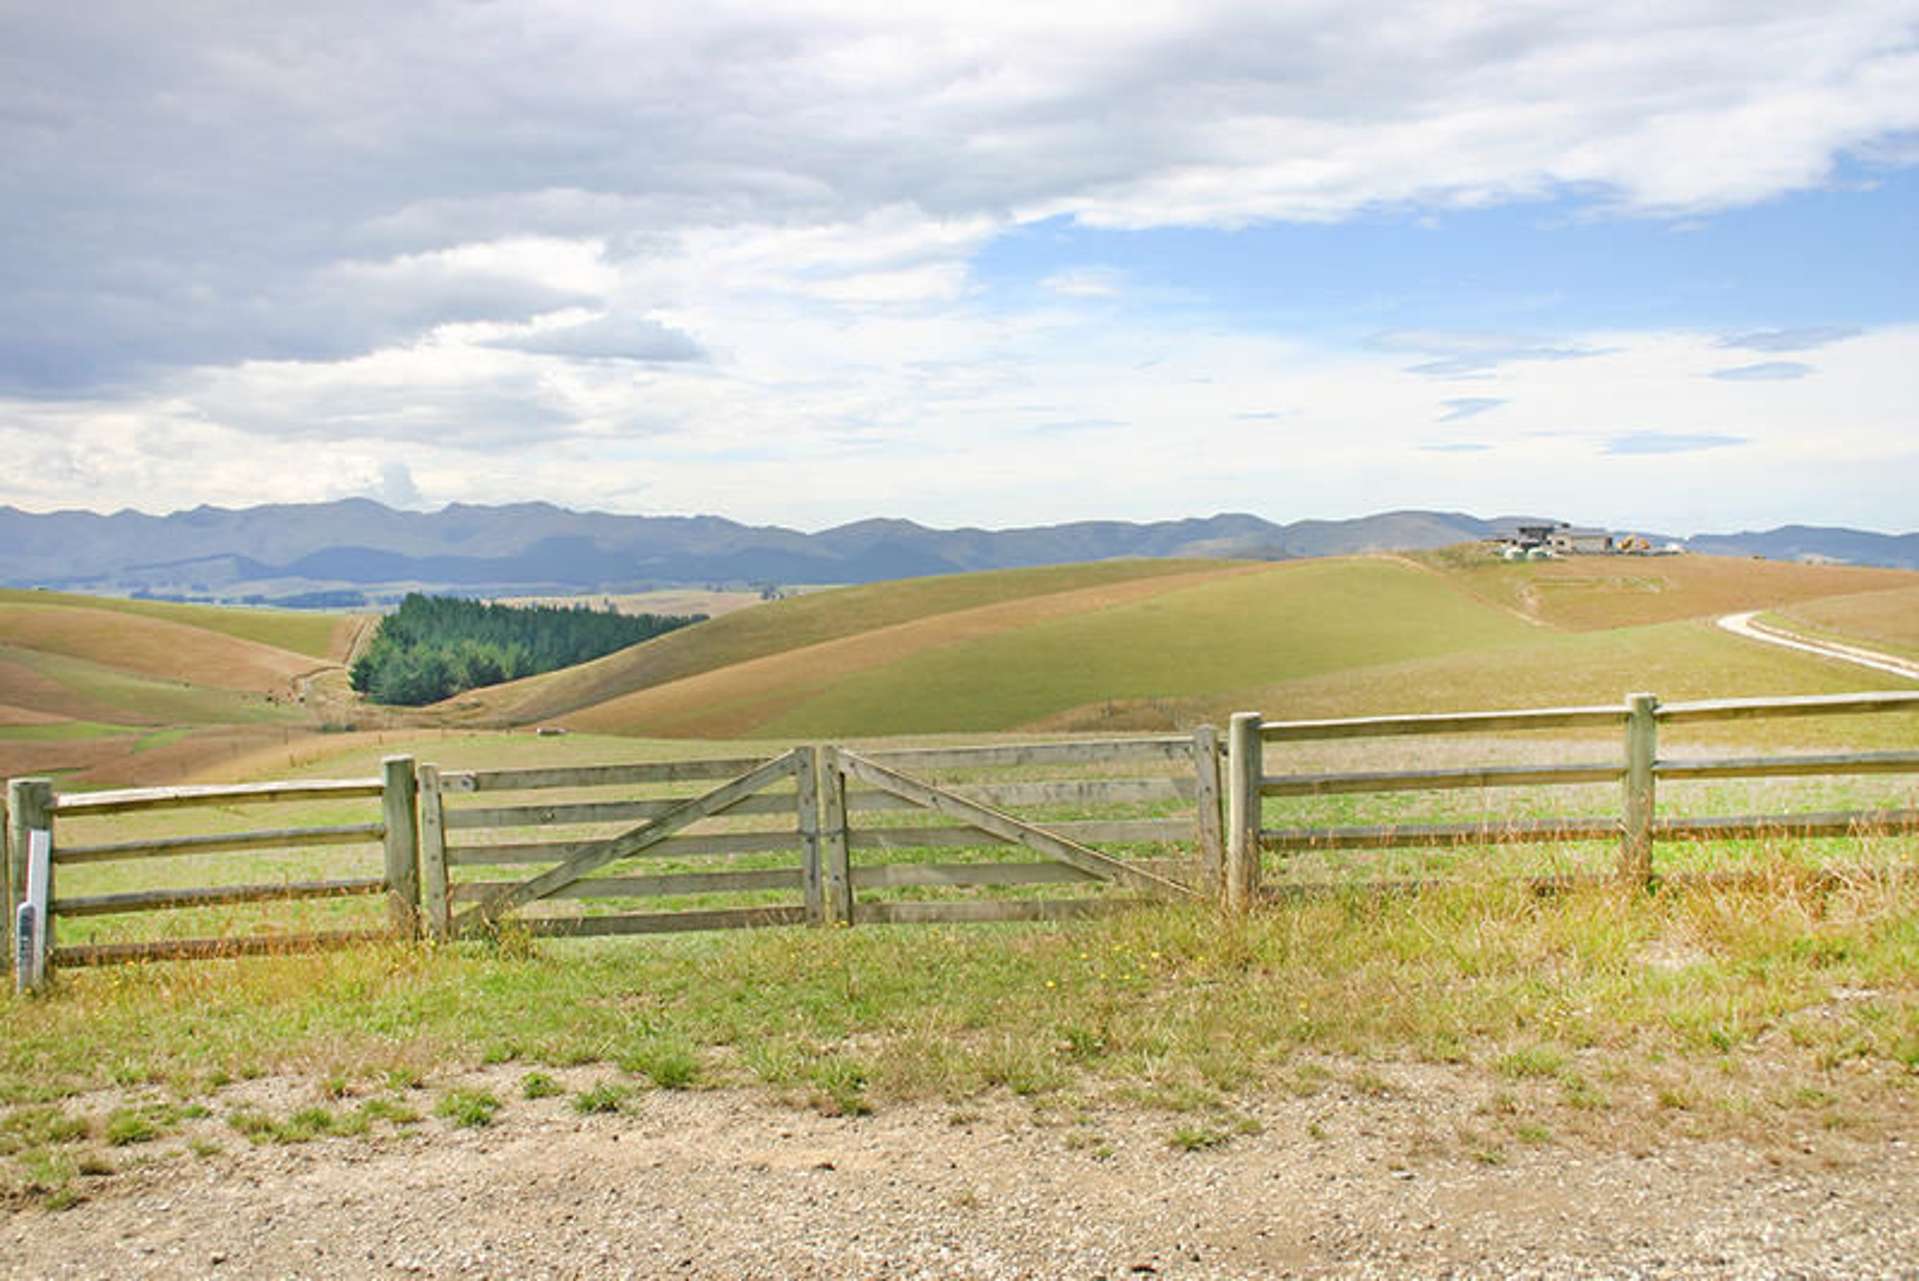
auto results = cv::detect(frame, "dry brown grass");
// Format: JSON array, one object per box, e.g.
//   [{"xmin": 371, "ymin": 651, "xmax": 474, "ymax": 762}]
[
  {"xmin": 0, "ymin": 603, "xmax": 321, "ymax": 694},
  {"xmin": 454, "ymin": 560, "xmax": 1245, "ymax": 727},
  {"xmin": 558, "ymin": 564, "xmax": 1267, "ymax": 738},
  {"xmin": 1418, "ymin": 550, "xmax": 1919, "ymax": 632},
  {"xmin": 1772, "ymin": 584, "xmax": 1919, "ymax": 661}
]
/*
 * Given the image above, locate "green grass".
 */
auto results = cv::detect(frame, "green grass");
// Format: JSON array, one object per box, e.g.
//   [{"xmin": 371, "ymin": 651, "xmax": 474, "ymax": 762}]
[
  {"xmin": 480, "ymin": 559, "xmax": 1244, "ymax": 725},
  {"xmin": 0, "ymin": 589, "xmax": 349, "ymax": 661},
  {"xmin": 0, "ymin": 641, "xmax": 302, "ymax": 728},
  {"xmin": 749, "ymin": 559, "xmax": 1538, "ymax": 737},
  {"xmin": 3, "ymin": 868, "xmax": 1913, "ymax": 1135}
]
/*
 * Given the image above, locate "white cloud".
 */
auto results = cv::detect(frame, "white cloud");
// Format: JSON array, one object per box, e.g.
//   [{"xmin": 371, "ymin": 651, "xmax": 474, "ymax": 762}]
[{"xmin": 1, "ymin": 3, "xmax": 1916, "ymax": 529}]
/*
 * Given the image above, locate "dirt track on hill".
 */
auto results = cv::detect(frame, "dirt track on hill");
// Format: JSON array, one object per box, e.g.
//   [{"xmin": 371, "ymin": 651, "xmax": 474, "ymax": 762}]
[
  {"xmin": 1718, "ymin": 611, "xmax": 1919, "ymax": 683},
  {"xmin": 7, "ymin": 1066, "xmax": 1915, "ymax": 1279}
]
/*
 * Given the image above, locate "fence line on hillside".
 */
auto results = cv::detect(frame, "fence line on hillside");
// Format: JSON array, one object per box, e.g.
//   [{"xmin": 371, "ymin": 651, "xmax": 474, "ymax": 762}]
[
  {"xmin": 1221, "ymin": 689, "xmax": 1919, "ymax": 908},
  {"xmin": 4, "ymin": 689, "xmax": 1918, "ymax": 983}
]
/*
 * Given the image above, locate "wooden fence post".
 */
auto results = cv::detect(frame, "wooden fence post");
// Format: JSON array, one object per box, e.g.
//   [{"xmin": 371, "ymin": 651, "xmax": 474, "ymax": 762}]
[
  {"xmin": 8, "ymin": 779, "xmax": 55, "ymax": 984},
  {"xmin": 797, "ymin": 748, "xmax": 824, "ymax": 924},
  {"xmin": 416, "ymin": 764, "xmax": 450, "ymax": 942},
  {"xmin": 818, "ymin": 747, "xmax": 854, "ymax": 926},
  {"xmin": 2, "ymin": 778, "xmax": 14, "ymax": 972},
  {"xmin": 1225, "ymin": 713, "xmax": 1263, "ymax": 912},
  {"xmin": 381, "ymin": 756, "xmax": 421, "ymax": 937},
  {"xmin": 1190, "ymin": 725, "xmax": 1225, "ymax": 895},
  {"xmin": 1621, "ymin": 692, "xmax": 1659, "ymax": 887}
]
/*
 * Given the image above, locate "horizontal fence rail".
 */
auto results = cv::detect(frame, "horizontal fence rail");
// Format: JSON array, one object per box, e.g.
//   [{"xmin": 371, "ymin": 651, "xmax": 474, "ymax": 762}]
[
  {"xmin": 1226, "ymin": 690, "xmax": 1919, "ymax": 905},
  {"xmin": 5, "ymin": 689, "xmax": 1915, "ymax": 975},
  {"xmin": 4, "ymin": 757, "xmax": 421, "ymax": 987}
]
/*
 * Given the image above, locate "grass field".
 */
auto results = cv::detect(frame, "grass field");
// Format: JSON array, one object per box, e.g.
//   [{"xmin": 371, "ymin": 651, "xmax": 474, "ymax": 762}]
[
  {"xmin": 5, "ymin": 703, "xmax": 1917, "ymax": 1206},
  {"xmin": 1414, "ymin": 548, "xmax": 1919, "ymax": 632},
  {"xmin": 0, "ymin": 589, "xmax": 354, "ymax": 662},
  {"xmin": 461, "ymin": 559, "xmax": 1249, "ymax": 727},
  {"xmin": 1769, "ymin": 584, "xmax": 1919, "ymax": 663}
]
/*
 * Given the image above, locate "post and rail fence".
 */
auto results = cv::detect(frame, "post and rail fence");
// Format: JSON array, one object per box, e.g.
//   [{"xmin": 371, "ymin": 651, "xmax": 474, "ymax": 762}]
[
  {"xmin": 1221, "ymin": 689, "xmax": 1919, "ymax": 906},
  {"xmin": 3, "ymin": 689, "xmax": 1917, "ymax": 985}
]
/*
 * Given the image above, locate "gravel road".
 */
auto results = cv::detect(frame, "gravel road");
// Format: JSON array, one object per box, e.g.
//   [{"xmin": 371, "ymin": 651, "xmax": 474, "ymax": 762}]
[
  {"xmin": 1717, "ymin": 612, "xmax": 1919, "ymax": 683},
  {"xmin": 6, "ymin": 1062, "xmax": 1916, "ymax": 1279}
]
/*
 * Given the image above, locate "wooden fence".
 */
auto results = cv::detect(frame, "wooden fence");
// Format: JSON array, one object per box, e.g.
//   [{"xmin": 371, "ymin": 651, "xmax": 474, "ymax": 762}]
[
  {"xmin": 4, "ymin": 689, "xmax": 1917, "ymax": 983},
  {"xmin": 4, "ymin": 757, "xmax": 421, "ymax": 978},
  {"xmin": 1222, "ymin": 690, "xmax": 1919, "ymax": 907}
]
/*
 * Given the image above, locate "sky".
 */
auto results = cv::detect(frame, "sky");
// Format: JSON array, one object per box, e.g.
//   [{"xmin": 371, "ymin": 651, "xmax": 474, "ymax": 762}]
[{"xmin": 2, "ymin": 1, "xmax": 1916, "ymax": 534}]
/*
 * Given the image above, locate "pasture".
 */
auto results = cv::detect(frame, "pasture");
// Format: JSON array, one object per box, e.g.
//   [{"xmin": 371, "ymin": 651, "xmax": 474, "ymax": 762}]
[{"xmin": 2, "ymin": 550, "xmax": 1917, "ymax": 1214}]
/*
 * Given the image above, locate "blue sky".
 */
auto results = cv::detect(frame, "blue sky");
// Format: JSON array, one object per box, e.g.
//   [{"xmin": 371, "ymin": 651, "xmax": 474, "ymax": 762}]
[
  {"xmin": 977, "ymin": 166, "xmax": 1919, "ymax": 342},
  {"xmin": 1, "ymin": 2, "xmax": 1916, "ymax": 534}
]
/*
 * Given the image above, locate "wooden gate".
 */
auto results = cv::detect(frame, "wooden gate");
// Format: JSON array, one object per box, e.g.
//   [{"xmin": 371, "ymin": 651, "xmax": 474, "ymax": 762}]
[
  {"xmin": 814, "ymin": 734, "xmax": 1219, "ymax": 926},
  {"xmin": 423, "ymin": 749, "xmax": 819, "ymax": 940}
]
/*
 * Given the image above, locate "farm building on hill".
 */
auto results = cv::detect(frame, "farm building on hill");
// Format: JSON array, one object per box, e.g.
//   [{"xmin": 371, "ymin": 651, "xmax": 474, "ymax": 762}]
[
  {"xmin": 1488, "ymin": 522, "xmax": 1685, "ymax": 558},
  {"xmin": 1550, "ymin": 526, "xmax": 1614, "ymax": 555},
  {"xmin": 1488, "ymin": 522, "xmax": 1639, "ymax": 557}
]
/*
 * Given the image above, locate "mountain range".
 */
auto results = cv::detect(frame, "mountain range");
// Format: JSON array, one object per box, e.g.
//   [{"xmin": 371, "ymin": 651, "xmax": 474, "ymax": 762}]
[{"xmin": 1, "ymin": 501, "xmax": 1912, "ymax": 601}]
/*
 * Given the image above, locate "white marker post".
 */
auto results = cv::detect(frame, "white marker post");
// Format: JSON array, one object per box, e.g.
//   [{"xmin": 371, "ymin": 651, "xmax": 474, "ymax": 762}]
[{"xmin": 15, "ymin": 829, "xmax": 50, "ymax": 993}]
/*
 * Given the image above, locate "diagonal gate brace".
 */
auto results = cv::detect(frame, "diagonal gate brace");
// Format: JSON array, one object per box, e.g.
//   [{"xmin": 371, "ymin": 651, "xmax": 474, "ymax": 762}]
[
  {"xmin": 451, "ymin": 750, "xmax": 802, "ymax": 937},
  {"xmin": 833, "ymin": 751, "xmax": 1197, "ymax": 900}
]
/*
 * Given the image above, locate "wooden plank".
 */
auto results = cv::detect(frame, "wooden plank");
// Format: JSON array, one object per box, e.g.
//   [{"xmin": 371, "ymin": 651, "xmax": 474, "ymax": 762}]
[
  {"xmin": 445, "ymin": 792, "xmax": 791, "ymax": 831},
  {"xmin": 381, "ymin": 756, "xmax": 420, "ymax": 937},
  {"xmin": 1258, "ymin": 865, "xmax": 1919, "ymax": 904},
  {"xmin": 820, "ymin": 746, "xmax": 853, "ymax": 925},
  {"xmin": 846, "ymin": 819, "xmax": 1190, "ymax": 851},
  {"xmin": 1226, "ymin": 712, "xmax": 1262, "ymax": 911},
  {"xmin": 796, "ymin": 747, "xmax": 823, "ymax": 924},
  {"xmin": 1261, "ymin": 815, "xmax": 1622, "ymax": 852},
  {"xmin": 1190, "ymin": 725, "xmax": 1224, "ymax": 895},
  {"xmin": 417, "ymin": 764, "xmax": 451, "ymax": 941},
  {"xmin": 1261, "ymin": 762, "xmax": 1623, "ymax": 797},
  {"xmin": 849, "ymin": 856, "xmax": 1187, "ymax": 889},
  {"xmin": 53, "ymin": 877, "xmax": 387, "ymax": 918},
  {"xmin": 1658, "ymin": 691, "xmax": 1919, "ymax": 724},
  {"xmin": 845, "ymin": 777, "xmax": 1194, "ymax": 813},
  {"xmin": 452, "ymin": 750, "xmax": 802, "ymax": 934},
  {"xmin": 452, "ymin": 868, "xmax": 804, "ymax": 902},
  {"xmin": 1653, "ymin": 809, "xmax": 1919, "ymax": 842},
  {"xmin": 857, "ymin": 738, "xmax": 1193, "ymax": 771},
  {"xmin": 852, "ymin": 860, "xmax": 1100, "ymax": 889},
  {"xmin": 1657, "ymin": 751, "xmax": 1919, "ymax": 780},
  {"xmin": 852, "ymin": 898, "xmax": 1138, "ymax": 926},
  {"xmin": 1258, "ymin": 705, "xmax": 1625, "ymax": 742},
  {"xmin": 53, "ymin": 823, "xmax": 386, "ymax": 866},
  {"xmin": 6, "ymin": 777, "xmax": 54, "ymax": 973},
  {"xmin": 834, "ymin": 753, "xmax": 1196, "ymax": 899},
  {"xmin": 442, "ymin": 757, "xmax": 778, "ymax": 793},
  {"xmin": 1622, "ymin": 693, "xmax": 1658, "ymax": 884},
  {"xmin": 523, "ymin": 905, "xmax": 809, "ymax": 937},
  {"xmin": 445, "ymin": 829, "xmax": 803, "ymax": 867},
  {"xmin": 53, "ymin": 778, "xmax": 385, "ymax": 816},
  {"xmin": 51, "ymin": 929, "xmax": 388, "ymax": 967}
]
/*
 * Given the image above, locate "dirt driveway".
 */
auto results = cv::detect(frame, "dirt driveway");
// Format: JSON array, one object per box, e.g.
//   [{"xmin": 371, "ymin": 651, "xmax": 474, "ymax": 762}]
[{"xmin": 6, "ymin": 1062, "xmax": 1915, "ymax": 1279}]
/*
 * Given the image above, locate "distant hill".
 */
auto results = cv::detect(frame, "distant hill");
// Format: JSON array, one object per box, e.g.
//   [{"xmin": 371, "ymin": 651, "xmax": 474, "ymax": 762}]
[
  {"xmin": 0, "ymin": 502, "xmax": 1511, "ymax": 596},
  {"xmin": 1684, "ymin": 526, "xmax": 1919, "ymax": 569},
  {"xmin": 2, "ymin": 500, "xmax": 1912, "ymax": 597}
]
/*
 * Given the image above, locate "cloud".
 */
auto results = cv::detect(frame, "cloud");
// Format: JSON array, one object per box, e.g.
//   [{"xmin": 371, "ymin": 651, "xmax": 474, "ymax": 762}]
[
  {"xmin": 369, "ymin": 462, "xmax": 424, "ymax": 509},
  {"xmin": 1375, "ymin": 331, "xmax": 1611, "ymax": 378},
  {"xmin": 1709, "ymin": 361, "xmax": 1814, "ymax": 381},
  {"xmin": 1603, "ymin": 432, "xmax": 1748, "ymax": 456},
  {"xmin": 5, "ymin": 2, "xmax": 1917, "ymax": 403},
  {"xmin": 1420, "ymin": 442, "xmax": 1493, "ymax": 453},
  {"xmin": 482, "ymin": 314, "xmax": 707, "ymax": 363},
  {"xmin": 1437, "ymin": 397, "xmax": 1505, "ymax": 421},
  {"xmin": 1717, "ymin": 326, "xmax": 1861, "ymax": 352},
  {"xmin": 1028, "ymin": 418, "xmax": 1126, "ymax": 435}
]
